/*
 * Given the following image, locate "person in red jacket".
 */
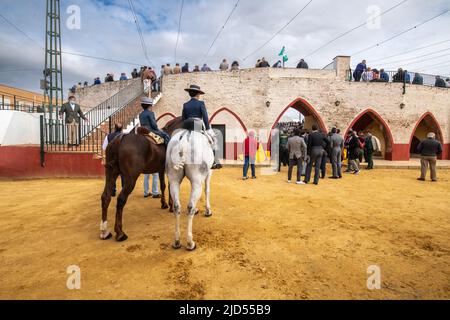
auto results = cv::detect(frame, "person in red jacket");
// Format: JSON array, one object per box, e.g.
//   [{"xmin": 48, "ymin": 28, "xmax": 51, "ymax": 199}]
[{"xmin": 243, "ymin": 131, "xmax": 258, "ymax": 180}]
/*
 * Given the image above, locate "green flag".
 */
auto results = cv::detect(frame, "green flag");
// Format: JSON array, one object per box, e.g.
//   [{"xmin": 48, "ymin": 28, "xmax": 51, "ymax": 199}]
[
  {"xmin": 278, "ymin": 46, "xmax": 285, "ymax": 56},
  {"xmin": 283, "ymin": 54, "xmax": 289, "ymax": 63}
]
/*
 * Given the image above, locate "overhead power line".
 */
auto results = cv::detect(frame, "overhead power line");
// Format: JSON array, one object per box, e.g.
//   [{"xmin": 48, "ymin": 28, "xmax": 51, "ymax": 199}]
[
  {"xmin": 304, "ymin": 0, "xmax": 409, "ymax": 59},
  {"xmin": 205, "ymin": 0, "xmax": 240, "ymax": 57},
  {"xmin": 174, "ymin": 0, "xmax": 185, "ymax": 63},
  {"xmin": 351, "ymin": 10, "xmax": 449, "ymax": 56},
  {"xmin": 368, "ymin": 38, "xmax": 450, "ymax": 64},
  {"xmin": 0, "ymin": 12, "xmax": 145, "ymax": 66},
  {"xmin": 128, "ymin": 0, "xmax": 151, "ymax": 64},
  {"xmin": 243, "ymin": 0, "xmax": 314, "ymax": 61},
  {"xmin": 373, "ymin": 47, "xmax": 450, "ymax": 67}
]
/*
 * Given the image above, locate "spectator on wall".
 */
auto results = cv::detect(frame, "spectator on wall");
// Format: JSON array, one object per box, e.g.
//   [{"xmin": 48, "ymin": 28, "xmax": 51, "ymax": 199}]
[
  {"xmin": 193, "ymin": 65, "xmax": 200, "ymax": 72},
  {"xmin": 173, "ymin": 63, "xmax": 181, "ymax": 74},
  {"xmin": 393, "ymin": 68, "xmax": 405, "ymax": 83},
  {"xmin": 435, "ymin": 76, "xmax": 446, "ymax": 88},
  {"xmin": 361, "ymin": 67, "xmax": 374, "ymax": 82},
  {"xmin": 182, "ymin": 63, "xmax": 189, "ymax": 73},
  {"xmin": 164, "ymin": 63, "xmax": 173, "ymax": 76},
  {"xmin": 259, "ymin": 57, "xmax": 270, "ymax": 68},
  {"xmin": 404, "ymin": 70, "xmax": 411, "ymax": 84},
  {"xmin": 380, "ymin": 69, "xmax": 389, "ymax": 82},
  {"xmin": 272, "ymin": 60, "xmax": 282, "ymax": 68},
  {"xmin": 94, "ymin": 77, "xmax": 101, "ymax": 85},
  {"xmin": 219, "ymin": 59, "xmax": 229, "ymax": 71},
  {"xmin": 255, "ymin": 59, "xmax": 261, "ymax": 68},
  {"xmin": 296, "ymin": 59, "xmax": 309, "ymax": 69},
  {"xmin": 353, "ymin": 60, "xmax": 366, "ymax": 82},
  {"xmin": 231, "ymin": 61, "xmax": 240, "ymax": 71},
  {"xmin": 83, "ymin": 81, "xmax": 88, "ymax": 87},
  {"xmin": 201, "ymin": 63, "xmax": 212, "ymax": 72},
  {"xmin": 131, "ymin": 68, "xmax": 139, "ymax": 79},
  {"xmin": 119, "ymin": 73, "xmax": 128, "ymax": 81},
  {"xmin": 445, "ymin": 78, "xmax": 450, "ymax": 87},
  {"xmin": 412, "ymin": 73, "xmax": 424, "ymax": 85}
]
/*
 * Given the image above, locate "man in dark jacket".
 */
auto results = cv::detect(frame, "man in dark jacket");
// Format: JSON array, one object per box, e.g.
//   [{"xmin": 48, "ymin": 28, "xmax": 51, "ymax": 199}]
[
  {"xmin": 296, "ymin": 59, "xmax": 309, "ymax": 69},
  {"xmin": 353, "ymin": 60, "xmax": 366, "ymax": 82},
  {"xmin": 364, "ymin": 131, "xmax": 374, "ymax": 169},
  {"xmin": 139, "ymin": 97, "xmax": 170, "ymax": 145},
  {"xmin": 412, "ymin": 73, "xmax": 424, "ymax": 85},
  {"xmin": 304, "ymin": 124, "xmax": 329, "ymax": 185},
  {"xmin": 182, "ymin": 85, "xmax": 222, "ymax": 169},
  {"xmin": 435, "ymin": 76, "xmax": 446, "ymax": 88},
  {"xmin": 417, "ymin": 132, "xmax": 442, "ymax": 182},
  {"xmin": 345, "ymin": 130, "xmax": 360, "ymax": 174}
]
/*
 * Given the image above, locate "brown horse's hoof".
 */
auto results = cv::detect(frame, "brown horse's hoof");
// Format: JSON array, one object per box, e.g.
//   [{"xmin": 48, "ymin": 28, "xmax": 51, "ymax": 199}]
[
  {"xmin": 161, "ymin": 203, "xmax": 169, "ymax": 210},
  {"xmin": 169, "ymin": 207, "xmax": 174, "ymax": 213},
  {"xmin": 172, "ymin": 241, "xmax": 182, "ymax": 250},
  {"xmin": 116, "ymin": 233, "xmax": 128, "ymax": 242}
]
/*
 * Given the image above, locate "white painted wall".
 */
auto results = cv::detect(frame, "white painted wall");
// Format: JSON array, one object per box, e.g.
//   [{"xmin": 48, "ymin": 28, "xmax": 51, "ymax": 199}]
[{"xmin": 0, "ymin": 111, "xmax": 41, "ymax": 145}]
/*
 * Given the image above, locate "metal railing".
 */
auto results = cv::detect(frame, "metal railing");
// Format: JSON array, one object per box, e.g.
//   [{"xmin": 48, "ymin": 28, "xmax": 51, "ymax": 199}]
[
  {"xmin": 0, "ymin": 102, "xmax": 46, "ymax": 113},
  {"xmin": 81, "ymin": 80, "xmax": 144, "ymax": 138},
  {"xmin": 41, "ymin": 79, "xmax": 146, "ymax": 161},
  {"xmin": 346, "ymin": 69, "xmax": 449, "ymax": 88}
]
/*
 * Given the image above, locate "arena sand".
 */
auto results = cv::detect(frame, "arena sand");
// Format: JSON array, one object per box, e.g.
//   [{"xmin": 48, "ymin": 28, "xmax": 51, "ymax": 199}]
[{"xmin": 0, "ymin": 167, "xmax": 449, "ymax": 300}]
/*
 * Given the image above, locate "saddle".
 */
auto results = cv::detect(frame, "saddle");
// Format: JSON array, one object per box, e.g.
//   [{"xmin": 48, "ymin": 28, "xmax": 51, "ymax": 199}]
[{"xmin": 137, "ymin": 127, "xmax": 165, "ymax": 145}]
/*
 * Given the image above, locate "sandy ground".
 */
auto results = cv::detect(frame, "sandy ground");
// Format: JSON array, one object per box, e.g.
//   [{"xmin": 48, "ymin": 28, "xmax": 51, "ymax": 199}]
[{"xmin": 0, "ymin": 166, "xmax": 449, "ymax": 300}]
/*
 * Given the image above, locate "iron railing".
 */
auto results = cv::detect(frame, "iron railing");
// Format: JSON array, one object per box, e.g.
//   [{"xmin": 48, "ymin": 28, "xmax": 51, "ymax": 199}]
[
  {"xmin": 346, "ymin": 69, "xmax": 449, "ymax": 88},
  {"xmin": 80, "ymin": 80, "xmax": 144, "ymax": 138},
  {"xmin": 41, "ymin": 79, "xmax": 146, "ymax": 160}
]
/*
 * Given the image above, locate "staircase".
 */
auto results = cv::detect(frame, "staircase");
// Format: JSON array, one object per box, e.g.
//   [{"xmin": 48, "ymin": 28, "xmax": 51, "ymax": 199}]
[{"xmin": 42, "ymin": 79, "xmax": 162, "ymax": 159}]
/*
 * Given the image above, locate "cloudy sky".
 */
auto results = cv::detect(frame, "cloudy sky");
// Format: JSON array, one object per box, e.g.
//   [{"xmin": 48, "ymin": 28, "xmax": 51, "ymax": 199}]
[{"xmin": 1, "ymin": 0, "xmax": 449, "ymax": 94}]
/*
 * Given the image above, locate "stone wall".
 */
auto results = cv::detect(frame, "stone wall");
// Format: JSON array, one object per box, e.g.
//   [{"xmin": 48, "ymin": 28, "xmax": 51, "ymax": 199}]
[
  {"xmin": 74, "ymin": 78, "xmax": 141, "ymax": 111},
  {"xmin": 156, "ymin": 62, "xmax": 450, "ymax": 160}
]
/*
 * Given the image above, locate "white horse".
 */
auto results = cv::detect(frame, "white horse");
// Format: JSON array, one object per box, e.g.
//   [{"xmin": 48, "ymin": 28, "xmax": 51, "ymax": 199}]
[{"xmin": 166, "ymin": 129, "xmax": 214, "ymax": 251}]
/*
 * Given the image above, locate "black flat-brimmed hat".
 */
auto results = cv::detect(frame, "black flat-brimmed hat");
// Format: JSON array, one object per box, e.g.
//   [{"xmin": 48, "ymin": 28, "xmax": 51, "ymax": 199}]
[{"xmin": 184, "ymin": 84, "xmax": 205, "ymax": 95}]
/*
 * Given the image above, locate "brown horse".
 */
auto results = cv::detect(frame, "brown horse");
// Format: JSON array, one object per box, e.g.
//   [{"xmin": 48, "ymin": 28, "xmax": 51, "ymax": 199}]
[{"xmin": 100, "ymin": 117, "xmax": 183, "ymax": 241}]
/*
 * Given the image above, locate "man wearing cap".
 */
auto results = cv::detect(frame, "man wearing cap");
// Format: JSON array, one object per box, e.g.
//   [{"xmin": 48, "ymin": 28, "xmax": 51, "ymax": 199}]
[
  {"xmin": 59, "ymin": 95, "xmax": 89, "ymax": 146},
  {"xmin": 139, "ymin": 97, "xmax": 170, "ymax": 146},
  {"xmin": 182, "ymin": 85, "xmax": 222, "ymax": 169},
  {"xmin": 417, "ymin": 132, "xmax": 442, "ymax": 182}
]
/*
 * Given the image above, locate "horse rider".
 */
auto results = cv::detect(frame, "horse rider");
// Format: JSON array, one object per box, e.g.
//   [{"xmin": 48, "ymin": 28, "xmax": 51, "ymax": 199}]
[
  {"xmin": 139, "ymin": 97, "xmax": 170, "ymax": 146},
  {"xmin": 182, "ymin": 84, "xmax": 222, "ymax": 169}
]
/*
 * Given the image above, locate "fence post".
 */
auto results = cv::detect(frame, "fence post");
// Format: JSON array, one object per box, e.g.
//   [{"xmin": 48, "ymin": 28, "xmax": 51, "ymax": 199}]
[
  {"xmin": 109, "ymin": 116, "xmax": 112, "ymax": 133},
  {"xmin": 14, "ymin": 95, "xmax": 17, "ymax": 110},
  {"xmin": 40, "ymin": 115, "xmax": 45, "ymax": 167}
]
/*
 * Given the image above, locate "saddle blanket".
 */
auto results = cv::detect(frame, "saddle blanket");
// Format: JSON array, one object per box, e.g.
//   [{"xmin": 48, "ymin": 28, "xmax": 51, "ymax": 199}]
[{"xmin": 148, "ymin": 132, "xmax": 165, "ymax": 145}]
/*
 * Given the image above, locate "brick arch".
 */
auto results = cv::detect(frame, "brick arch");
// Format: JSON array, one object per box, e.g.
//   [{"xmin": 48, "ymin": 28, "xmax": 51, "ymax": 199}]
[
  {"xmin": 345, "ymin": 108, "xmax": 395, "ymax": 160},
  {"xmin": 271, "ymin": 97, "xmax": 327, "ymax": 132},
  {"xmin": 409, "ymin": 112, "xmax": 444, "ymax": 160},
  {"xmin": 209, "ymin": 107, "xmax": 248, "ymax": 132},
  {"xmin": 267, "ymin": 97, "xmax": 327, "ymax": 150}
]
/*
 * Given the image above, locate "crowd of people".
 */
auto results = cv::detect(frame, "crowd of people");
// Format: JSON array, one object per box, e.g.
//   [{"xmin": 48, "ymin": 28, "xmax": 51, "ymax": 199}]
[
  {"xmin": 274, "ymin": 124, "xmax": 381, "ymax": 185},
  {"xmin": 353, "ymin": 59, "xmax": 450, "ymax": 88}
]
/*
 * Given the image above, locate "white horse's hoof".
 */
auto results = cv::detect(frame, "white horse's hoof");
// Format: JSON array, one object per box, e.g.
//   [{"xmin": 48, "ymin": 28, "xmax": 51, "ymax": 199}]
[
  {"xmin": 172, "ymin": 240, "xmax": 182, "ymax": 250},
  {"xmin": 205, "ymin": 211, "xmax": 212, "ymax": 217},
  {"xmin": 186, "ymin": 242, "xmax": 196, "ymax": 251},
  {"xmin": 100, "ymin": 232, "xmax": 112, "ymax": 240}
]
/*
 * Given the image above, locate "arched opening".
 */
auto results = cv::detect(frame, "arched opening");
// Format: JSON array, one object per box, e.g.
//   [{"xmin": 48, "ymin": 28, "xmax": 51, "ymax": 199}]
[
  {"xmin": 267, "ymin": 98, "xmax": 327, "ymax": 154},
  {"xmin": 409, "ymin": 112, "xmax": 444, "ymax": 160},
  {"xmin": 346, "ymin": 109, "xmax": 394, "ymax": 160},
  {"xmin": 209, "ymin": 107, "xmax": 247, "ymax": 160},
  {"xmin": 156, "ymin": 112, "xmax": 176, "ymax": 128}
]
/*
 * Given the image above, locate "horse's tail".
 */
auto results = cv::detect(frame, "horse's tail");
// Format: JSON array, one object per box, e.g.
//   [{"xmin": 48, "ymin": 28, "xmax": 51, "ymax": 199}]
[
  {"xmin": 171, "ymin": 132, "xmax": 189, "ymax": 171},
  {"xmin": 105, "ymin": 136, "xmax": 122, "ymax": 171}
]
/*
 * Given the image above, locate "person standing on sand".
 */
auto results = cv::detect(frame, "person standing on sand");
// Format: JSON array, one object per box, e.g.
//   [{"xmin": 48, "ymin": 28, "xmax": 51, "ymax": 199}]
[{"xmin": 417, "ymin": 132, "xmax": 442, "ymax": 182}]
